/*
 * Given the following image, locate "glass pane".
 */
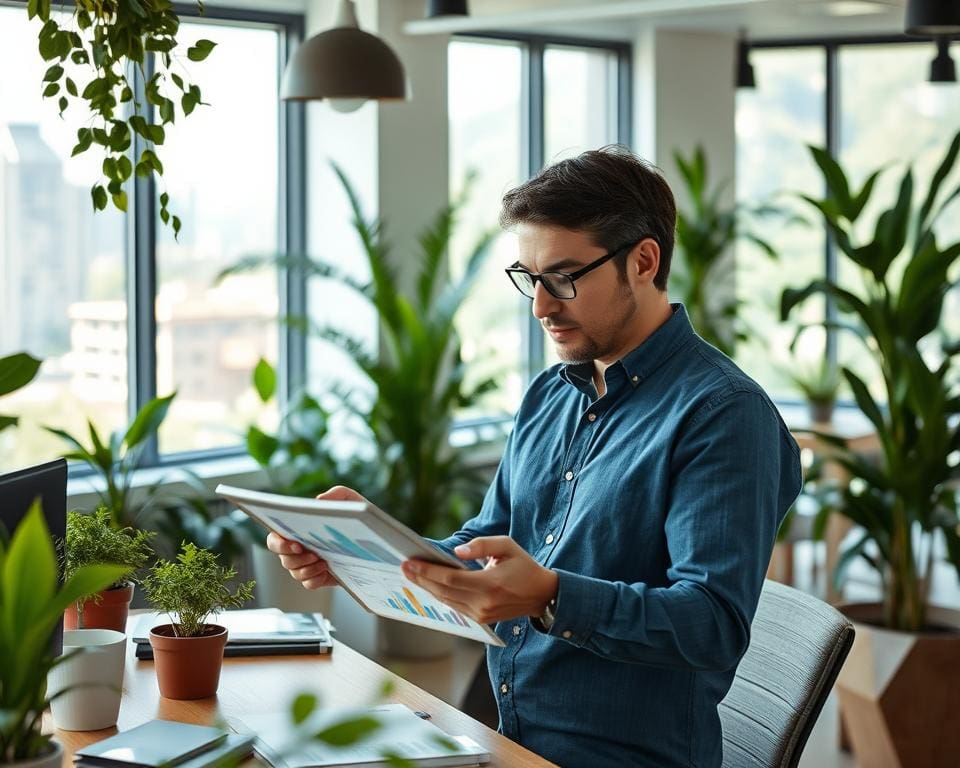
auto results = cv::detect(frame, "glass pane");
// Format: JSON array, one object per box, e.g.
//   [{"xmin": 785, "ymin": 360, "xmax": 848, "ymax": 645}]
[
  {"xmin": 735, "ymin": 48, "xmax": 827, "ymax": 401},
  {"xmin": 449, "ymin": 39, "xmax": 525, "ymax": 416},
  {"xmin": 0, "ymin": 6, "xmax": 127, "ymax": 469},
  {"xmin": 155, "ymin": 21, "xmax": 280, "ymax": 454},
  {"xmin": 544, "ymin": 45, "xmax": 618, "ymax": 164},
  {"xmin": 838, "ymin": 43, "xmax": 960, "ymax": 399},
  {"xmin": 542, "ymin": 45, "xmax": 620, "ymax": 367}
]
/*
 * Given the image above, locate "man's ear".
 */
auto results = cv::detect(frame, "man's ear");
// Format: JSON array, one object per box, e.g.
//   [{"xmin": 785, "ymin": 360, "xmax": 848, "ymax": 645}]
[{"xmin": 628, "ymin": 238, "xmax": 661, "ymax": 286}]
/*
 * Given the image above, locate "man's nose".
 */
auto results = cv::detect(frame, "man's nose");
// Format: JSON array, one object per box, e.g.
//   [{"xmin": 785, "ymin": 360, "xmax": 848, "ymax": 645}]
[{"xmin": 531, "ymin": 280, "xmax": 561, "ymax": 320}]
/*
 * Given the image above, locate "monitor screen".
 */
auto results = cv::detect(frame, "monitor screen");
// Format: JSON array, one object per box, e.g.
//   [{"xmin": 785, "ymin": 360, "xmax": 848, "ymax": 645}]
[{"xmin": 0, "ymin": 457, "xmax": 68, "ymax": 654}]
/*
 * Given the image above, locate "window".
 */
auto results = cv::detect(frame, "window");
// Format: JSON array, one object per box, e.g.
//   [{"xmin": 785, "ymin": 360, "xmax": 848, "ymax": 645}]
[
  {"xmin": 0, "ymin": 4, "xmax": 302, "ymax": 470},
  {"xmin": 448, "ymin": 34, "xmax": 631, "ymax": 416},
  {"xmin": 736, "ymin": 38, "xmax": 960, "ymax": 403}
]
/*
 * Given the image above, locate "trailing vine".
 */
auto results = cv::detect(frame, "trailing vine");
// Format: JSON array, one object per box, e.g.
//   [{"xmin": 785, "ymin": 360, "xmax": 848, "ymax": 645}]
[{"xmin": 27, "ymin": 0, "xmax": 216, "ymax": 237}]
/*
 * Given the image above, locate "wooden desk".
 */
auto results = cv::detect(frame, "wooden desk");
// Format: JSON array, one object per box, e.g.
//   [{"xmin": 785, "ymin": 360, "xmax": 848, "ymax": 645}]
[{"xmin": 47, "ymin": 632, "xmax": 555, "ymax": 767}]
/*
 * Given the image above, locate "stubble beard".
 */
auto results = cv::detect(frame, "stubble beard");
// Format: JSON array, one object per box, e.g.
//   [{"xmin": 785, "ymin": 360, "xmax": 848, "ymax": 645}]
[{"xmin": 550, "ymin": 286, "xmax": 639, "ymax": 365}]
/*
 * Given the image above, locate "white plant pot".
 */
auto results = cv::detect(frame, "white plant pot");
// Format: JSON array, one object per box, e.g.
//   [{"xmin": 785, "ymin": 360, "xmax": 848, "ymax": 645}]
[
  {"xmin": 251, "ymin": 544, "xmax": 334, "ymax": 615},
  {"xmin": 10, "ymin": 740, "xmax": 63, "ymax": 768},
  {"xmin": 47, "ymin": 629, "xmax": 126, "ymax": 731}
]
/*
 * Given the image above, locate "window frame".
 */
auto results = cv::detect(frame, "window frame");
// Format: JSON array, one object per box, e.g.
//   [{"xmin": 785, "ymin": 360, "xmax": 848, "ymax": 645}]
[
  {"xmin": 450, "ymin": 31, "xmax": 633, "ymax": 391},
  {"xmin": 0, "ymin": 0, "xmax": 306, "ymax": 473},
  {"xmin": 743, "ymin": 33, "xmax": 944, "ymax": 389}
]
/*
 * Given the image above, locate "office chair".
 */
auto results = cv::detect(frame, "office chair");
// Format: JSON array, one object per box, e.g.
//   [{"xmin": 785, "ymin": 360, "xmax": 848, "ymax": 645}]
[{"xmin": 720, "ymin": 579, "xmax": 855, "ymax": 768}]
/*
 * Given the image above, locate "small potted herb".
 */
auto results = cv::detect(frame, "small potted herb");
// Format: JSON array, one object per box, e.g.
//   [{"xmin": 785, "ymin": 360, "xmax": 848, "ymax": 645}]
[
  {"xmin": 787, "ymin": 358, "xmax": 842, "ymax": 424},
  {"xmin": 140, "ymin": 542, "xmax": 254, "ymax": 700},
  {"xmin": 62, "ymin": 508, "xmax": 154, "ymax": 632},
  {"xmin": 1, "ymin": 502, "xmax": 127, "ymax": 768}
]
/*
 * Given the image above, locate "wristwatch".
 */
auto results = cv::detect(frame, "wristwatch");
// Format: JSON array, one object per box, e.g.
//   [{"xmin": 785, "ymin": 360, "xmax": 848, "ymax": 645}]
[{"xmin": 533, "ymin": 597, "xmax": 557, "ymax": 632}]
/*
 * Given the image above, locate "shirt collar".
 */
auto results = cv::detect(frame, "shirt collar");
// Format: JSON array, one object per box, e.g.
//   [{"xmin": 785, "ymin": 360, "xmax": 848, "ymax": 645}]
[{"xmin": 558, "ymin": 303, "xmax": 695, "ymax": 395}]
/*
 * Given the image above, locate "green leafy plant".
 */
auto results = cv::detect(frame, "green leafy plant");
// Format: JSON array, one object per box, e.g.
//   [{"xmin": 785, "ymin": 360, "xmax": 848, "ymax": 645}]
[
  {"xmin": 672, "ymin": 145, "xmax": 778, "ymax": 356},
  {"xmin": 1, "ymin": 502, "xmax": 128, "ymax": 762},
  {"xmin": 140, "ymin": 541, "xmax": 254, "ymax": 637},
  {"xmin": 0, "ymin": 352, "xmax": 42, "ymax": 435},
  {"xmin": 26, "ymin": 0, "xmax": 216, "ymax": 236},
  {"xmin": 786, "ymin": 358, "xmax": 842, "ymax": 406},
  {"xmin": 63, "ymin": 507, "xmax": 154, "ymax": 626},
  {"xmin": 245, "ymin": 358, "xmax": 353, "ymax": 500},
  {"xmin": 223, "ymin": 167, "xmax": 499, "ymax": 537},
  {"xmin": 46, "ymin": 393, "xmax": 175, "ymax": 528},
  {"xmin": 781, "ymin": 130, "xmax": 960, "ymax": 632}
]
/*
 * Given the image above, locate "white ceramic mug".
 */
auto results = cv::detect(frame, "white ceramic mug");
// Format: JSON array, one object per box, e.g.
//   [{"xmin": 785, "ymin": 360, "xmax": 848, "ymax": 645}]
[{"xmin": 47, "ymin": 629, "xmax": 126, "ymax": 731}]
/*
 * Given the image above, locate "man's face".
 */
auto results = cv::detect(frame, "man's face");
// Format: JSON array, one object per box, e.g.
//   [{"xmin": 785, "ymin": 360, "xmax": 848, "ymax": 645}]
[{"xmin": 515, "ymin": 223, "xmax": 640, "ymax": 365}]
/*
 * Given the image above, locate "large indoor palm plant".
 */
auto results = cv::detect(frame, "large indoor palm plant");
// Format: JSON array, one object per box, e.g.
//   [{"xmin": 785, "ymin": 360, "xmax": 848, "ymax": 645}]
[
  {"xmin": 672, "ymin": 145, "xmax": 777, "ymax": 356},
  {"xmin": 225, "ymin": 166, "xmax": 498, "ymax": 539},
  {"xmin": 781, "ymin": 131, "xmax": 960, "ymax": 767}
]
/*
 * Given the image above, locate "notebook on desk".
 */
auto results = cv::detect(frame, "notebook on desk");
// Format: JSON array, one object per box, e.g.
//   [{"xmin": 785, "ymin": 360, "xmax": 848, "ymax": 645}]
[
  {"xmin": 72, "ymin": 720, "xmax": 252, "ymax": 768},
  {"xmin": 232, "ymin": 703, "xmax": 490, "ymax": 768}
]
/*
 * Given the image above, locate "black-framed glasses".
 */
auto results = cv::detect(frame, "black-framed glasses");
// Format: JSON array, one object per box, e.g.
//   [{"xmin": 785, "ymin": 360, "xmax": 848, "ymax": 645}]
[{"xmin": 504, "ymin": 240, "xmax": 643, "ymax": 300}]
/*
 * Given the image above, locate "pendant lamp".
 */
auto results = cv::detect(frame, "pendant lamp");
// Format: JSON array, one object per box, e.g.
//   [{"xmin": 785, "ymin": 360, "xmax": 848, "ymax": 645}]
[
  {"xmin": 930, "ymin": 36, "xmax": 957, "ymax": 82},
  {"xmin": 905, "ymin": 0, "xmax": 960, "ymax": 34},
  {"xmin": 736, "ymin": 33, "xmax": 755, "ymax": 89},
  {"xmin": 427, "ymin": 0, "xmax": 469, "ymax": 16},
  {"xmin": 281, "ymin": 0, "xmax": 406, "ymax": 112}
]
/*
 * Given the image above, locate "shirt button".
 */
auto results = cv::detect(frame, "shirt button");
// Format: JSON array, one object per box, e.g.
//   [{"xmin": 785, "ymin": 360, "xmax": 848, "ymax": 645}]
[
  {"xmin": 587, "ymin": 413, "xmax": 597, "ymax": 422},
  {"xmin": 512, "ymin": 625, "xmax": 521, "ymax": 636},
  {"xmin": 562, "ymin": 630, "xmax": 572, "ymax": 639},
  {"xmin": 564, "ymin": 470, "xmax": 574, "ymax": 481},
  {"xmin": 631, "ymin": 375, "xmax": 639, "ymax": 384},
  {"xmin": 500, "ymin": 683, "xmax": 509, "ymax": 694},
  {"xmin": 545, "ymin": 534, "xmax": 554, "ymax": 544}
]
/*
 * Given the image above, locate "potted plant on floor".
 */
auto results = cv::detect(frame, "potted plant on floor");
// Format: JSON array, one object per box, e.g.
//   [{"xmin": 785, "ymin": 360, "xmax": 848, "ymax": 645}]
[
  {"xmin": 62, "ymin": 507, "xmax": 155, "ymax": 632},
  {"xmin": 781, "ymin": 130, "xmax": 960, "ymax": 767},
  {"xmin": 140, "ymin": 542, "xmax": 254, "ymax": 700},
  {"xmin": 222, "ymin": 167, "xmax": 499, "ymax": 657},
  {"xmin": 1, "ymin": 501, "xmax": 128, "ymax": 767}
]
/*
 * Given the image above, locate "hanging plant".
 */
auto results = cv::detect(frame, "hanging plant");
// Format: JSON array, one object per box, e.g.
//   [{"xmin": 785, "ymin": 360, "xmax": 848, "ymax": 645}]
[{"xmin": 27, "ymin": 0, "xmax": 216, "ymax": 238}]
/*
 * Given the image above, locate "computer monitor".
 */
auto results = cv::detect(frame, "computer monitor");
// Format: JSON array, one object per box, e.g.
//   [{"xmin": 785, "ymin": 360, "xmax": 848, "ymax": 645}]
[{"xmin": 0, "ymin": 457, "xmax": 68, "ymax": 653}]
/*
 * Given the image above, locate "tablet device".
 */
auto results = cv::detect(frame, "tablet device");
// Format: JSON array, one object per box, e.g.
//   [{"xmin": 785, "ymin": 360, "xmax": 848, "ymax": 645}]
[{"xmin": 216, "ymin": 484, "xmax": 504, "ymax": 647}]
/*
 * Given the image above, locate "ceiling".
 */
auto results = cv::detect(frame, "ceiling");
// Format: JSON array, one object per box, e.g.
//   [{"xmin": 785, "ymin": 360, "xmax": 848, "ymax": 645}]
[{"xmin": 404, "ymin": 0, "xmax": 915, "ymax": 41}]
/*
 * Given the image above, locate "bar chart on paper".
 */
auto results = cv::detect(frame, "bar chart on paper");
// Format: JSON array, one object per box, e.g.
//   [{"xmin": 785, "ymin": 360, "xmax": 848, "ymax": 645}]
[
  {"xmin": 267, "ymin": 515, "xmax": 403, "ymax": 565},
  {"xmin": 387, "ymin": 587, "xmax": 472, "ymax": 628}
]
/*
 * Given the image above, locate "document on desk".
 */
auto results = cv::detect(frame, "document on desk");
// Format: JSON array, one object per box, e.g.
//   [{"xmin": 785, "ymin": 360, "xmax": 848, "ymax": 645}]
[
  {"xmin": 232, "ymin": 704, "xmax": 490, "ymax": 768},
  {"xmin": 216, "ymin": 484, "xmax": 504, "ymax": 647}
]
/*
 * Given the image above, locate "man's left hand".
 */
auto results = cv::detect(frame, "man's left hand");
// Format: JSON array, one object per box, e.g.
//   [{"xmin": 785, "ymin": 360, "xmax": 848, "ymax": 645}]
[{"xmin": 401, "ymin": 536, "xmax": 559, "ymax": 624}]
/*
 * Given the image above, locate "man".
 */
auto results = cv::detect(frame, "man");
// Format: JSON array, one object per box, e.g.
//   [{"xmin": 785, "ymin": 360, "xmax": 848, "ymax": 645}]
[{"xmin": 268, "ymin": 146, "xmax": 802, "ymax": 767}]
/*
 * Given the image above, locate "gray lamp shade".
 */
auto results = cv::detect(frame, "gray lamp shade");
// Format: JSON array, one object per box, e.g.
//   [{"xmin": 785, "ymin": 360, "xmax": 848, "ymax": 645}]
[
  {"xmin": 280, "ymin": 3, "xmax": 405, "ymax": 102},
  {"xmin": 906, "ymin": 0, "xmax": 960, "ymax": 34}
]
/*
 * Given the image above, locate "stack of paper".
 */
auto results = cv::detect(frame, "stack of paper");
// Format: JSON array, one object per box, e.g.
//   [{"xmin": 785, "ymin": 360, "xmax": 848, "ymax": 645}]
[
  {"xmin": 133, "ymin": 609, "xmax": 333, "ymax": 659},
  {"xmin": 233, "ymin": 704, "xmax": 490, "ymax": 768},
  {"xmin": 73, "ymin": 720, "xmax": 254, "ymax": 768}
]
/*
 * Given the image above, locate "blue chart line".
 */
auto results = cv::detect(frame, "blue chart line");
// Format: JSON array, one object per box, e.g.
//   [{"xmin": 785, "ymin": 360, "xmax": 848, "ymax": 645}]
[{"xmin": 305, "ymin": 525, "xmax": 401, "ymax": 565}]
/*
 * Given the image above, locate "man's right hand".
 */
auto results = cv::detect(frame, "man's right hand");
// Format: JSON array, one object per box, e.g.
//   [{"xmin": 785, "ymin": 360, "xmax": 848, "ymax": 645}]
[{"xmin": 264, "ymin": 485, "xmax": 370, "ymax": 590}]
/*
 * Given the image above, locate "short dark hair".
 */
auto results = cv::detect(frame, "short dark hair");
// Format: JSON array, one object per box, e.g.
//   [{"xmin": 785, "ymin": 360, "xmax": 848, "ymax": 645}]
[{"xmin": 499, "ymin": 146, "xmax": 676, "ymax": 291}]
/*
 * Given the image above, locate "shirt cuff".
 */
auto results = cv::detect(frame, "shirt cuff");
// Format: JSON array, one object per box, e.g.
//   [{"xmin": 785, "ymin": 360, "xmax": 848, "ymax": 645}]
[{"xmin": 529, "ymin": 568, "xmax": 606, "ymax": 644}]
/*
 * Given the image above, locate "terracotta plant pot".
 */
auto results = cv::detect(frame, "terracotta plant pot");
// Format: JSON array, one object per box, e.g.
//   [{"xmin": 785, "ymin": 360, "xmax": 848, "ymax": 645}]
[
  {"xmin": 837, "ymin": 602, "xmax": 960, "ymax": 768},
  {"xmin": 64, "ymin": 583, "xmax": 134, "ymax": 632},
  {"xmin": 149, "ymin": 624, "xmax": 228, "ymax": 700}
]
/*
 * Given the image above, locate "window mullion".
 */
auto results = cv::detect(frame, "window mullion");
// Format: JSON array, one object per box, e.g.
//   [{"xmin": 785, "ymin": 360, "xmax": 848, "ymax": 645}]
[
  {"xmin": 825, "ymin": 43, "xmax": 839, "ymax": 370},
  {"xmin": 523, "ymin": 40, "xmax": 545, "ymax": 382},
  {"xmin": 128, "ymin": 54, "xmax": 159, "ymax": 465}
]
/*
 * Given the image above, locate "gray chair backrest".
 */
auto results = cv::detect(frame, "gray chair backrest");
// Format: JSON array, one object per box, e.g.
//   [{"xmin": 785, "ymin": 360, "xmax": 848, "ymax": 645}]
[{"xmin": 719, "ymin": 579, "xmax": 855, "ymax": 768}]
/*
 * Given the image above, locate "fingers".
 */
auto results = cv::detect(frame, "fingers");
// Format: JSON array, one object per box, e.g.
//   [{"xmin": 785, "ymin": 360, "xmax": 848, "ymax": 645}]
[
  {"xmin": 279, "ymin": 551, "xmax": 321, "ymax": 571},
  {"xmin": 453, "ymin": 535, "xmax": 516, "ymax": 560},
  {"xmin": 291, "ymin": 559, "xmax": 337, "ymax": 589},
  {"xmin": 316, "ymin": 485, "xmax": 369, "ymax": 504},
  {"xmin": 401, "ymin": 559, "xmax": 476, "ymax": 589},
  {"xmin": 266, "ymin": 531, "xmax": 304, "ymax": 555}
]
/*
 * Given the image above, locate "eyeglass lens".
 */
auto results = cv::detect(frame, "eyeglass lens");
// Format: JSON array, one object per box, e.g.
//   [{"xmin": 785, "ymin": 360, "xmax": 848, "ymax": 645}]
[{"xmin": 509, "ymin": 270, "xmax": 575, "ymax": 299}]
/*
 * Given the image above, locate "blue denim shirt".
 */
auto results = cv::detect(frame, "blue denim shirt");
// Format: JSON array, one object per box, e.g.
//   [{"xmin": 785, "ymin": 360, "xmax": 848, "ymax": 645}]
[{"xmin": 436, "ymin": 305, "xmax": 802, "ymax": 768}]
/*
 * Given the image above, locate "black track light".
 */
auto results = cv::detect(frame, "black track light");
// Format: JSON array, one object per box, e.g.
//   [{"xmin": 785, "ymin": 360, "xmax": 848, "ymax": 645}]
[
  {"xmin": 427, "ymin": 0, "xmax": 469, "ymax": 17},
  {"xmin": 930, "ymin": 36, "xmax": 957, "ymax": 82},
  {"xmin": 736, "ymin": 36, "xmax": 755, "ymax": 89}
]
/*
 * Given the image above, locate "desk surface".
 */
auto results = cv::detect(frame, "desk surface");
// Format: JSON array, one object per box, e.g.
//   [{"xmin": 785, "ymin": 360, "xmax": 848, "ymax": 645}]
[{"xmin": 48, "ymin": 631, "xmax": 555, "ymax": 767}]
